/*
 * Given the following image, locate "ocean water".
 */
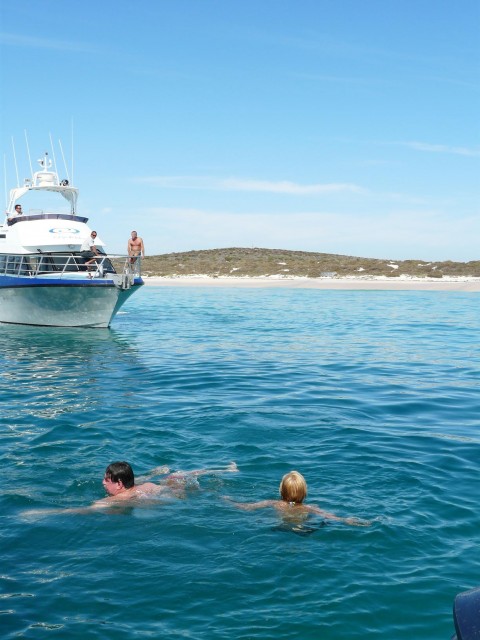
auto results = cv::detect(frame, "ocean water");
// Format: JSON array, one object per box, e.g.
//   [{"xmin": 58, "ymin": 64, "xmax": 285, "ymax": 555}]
[{"xmin": 1, "ymin": 286, "xmax": 479, "ymax": 639}]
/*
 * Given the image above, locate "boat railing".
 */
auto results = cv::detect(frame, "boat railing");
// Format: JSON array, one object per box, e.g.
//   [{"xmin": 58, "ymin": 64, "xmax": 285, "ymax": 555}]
[{"xmin": 0, "ymin": 253, "xmax": 141, "ymax": 279}]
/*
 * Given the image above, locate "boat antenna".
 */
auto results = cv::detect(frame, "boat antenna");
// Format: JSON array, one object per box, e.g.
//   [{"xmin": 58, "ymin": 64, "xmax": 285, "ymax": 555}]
[
  {"xmin": 3, "ymin": 154, "xmax": 7, "ymax": 209},
  {"xmin": 49, "ymin": 132, "xmax": 59, "ymax": 177},
  {"xmin": 11, "ymin": 136, "xmax": 19, "ymax": 187},
  {"xmin": 58, "ymin": 138, "xmax": 70, "ymax": 183},
  {"xmin": 71, "ymin": 118, "xmax": 74, "ymax": 186},
  {"xmin": 24, "ymin": 130, "xmax": 33, "ymax": 177}
]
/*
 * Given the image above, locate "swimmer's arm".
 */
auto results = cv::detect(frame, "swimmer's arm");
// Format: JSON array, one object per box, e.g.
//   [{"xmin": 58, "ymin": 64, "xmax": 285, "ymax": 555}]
[
  {"xmin": 22, "ymin": 501, "xmax": 114, "ymax": 517},
  {"xmin": 222, "ymin": 497, "xmax": 277, "ymax": 511},
  {"xmin": 66, "ymin": 497, "xmax": 146, "ymax": 511},
  {"xmin": 62, "ymin": 490, "xmax": 166, "ymax": 510},
  {"xmin": 306, "ymin": 505, "xmax": 371, "ymax": 526},
  {"xmin": 63, "ymin": 498, "xmax": 122, "ymax": 512},
  {"xmin": 64, "ymin": 495, "xmax": 138, "ymax": 511},
  {"xmin": 192, "ymin": 461, "xmax": 238, "ymax": 475},
  {"xmin": 343, "ymin": 517, "xmax": 371, "ymax": 527},
  {"xmin": 137, "ymin": 465, "xmax": 170, "ymax": 482},
  {"xmin": 170, "ymin": 462, "xmax": 239, "ymax": 479}
]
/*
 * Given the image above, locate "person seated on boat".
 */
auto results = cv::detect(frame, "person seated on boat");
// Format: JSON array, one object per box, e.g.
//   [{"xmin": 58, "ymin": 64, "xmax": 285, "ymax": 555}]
[
  {"xmin": 7, "ymin": 204, "xmax": 23, "ymax": 221},
  {"xmin": 80, "ymin": 231, "xmax": 100, "ymax": 268},
  {"xmin": 224, "ymin": 470, "xmax": 371, "ymax": 526}
]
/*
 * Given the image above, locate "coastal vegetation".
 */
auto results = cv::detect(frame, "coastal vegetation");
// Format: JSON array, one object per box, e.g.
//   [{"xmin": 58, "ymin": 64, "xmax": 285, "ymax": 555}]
[{"xmin": 142, "ymin": 248, "xmax": 480, "ymax": 279}]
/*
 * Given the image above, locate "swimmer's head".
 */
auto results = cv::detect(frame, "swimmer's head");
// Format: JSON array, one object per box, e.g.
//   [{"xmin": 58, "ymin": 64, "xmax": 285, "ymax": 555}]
[
  {"xmin": 279, "ymin": 471, "xmax": 307, "ymax": 503},
  {"xmin": 104, "ymin": 461, "xmax": 135, "ymax": 489}
]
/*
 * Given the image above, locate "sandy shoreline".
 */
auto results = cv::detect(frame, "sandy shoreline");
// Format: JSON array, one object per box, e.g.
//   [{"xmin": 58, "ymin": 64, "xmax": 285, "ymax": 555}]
[{"xmin": 142, "ymin": 276, "xmax": 480, "ymax": 292}]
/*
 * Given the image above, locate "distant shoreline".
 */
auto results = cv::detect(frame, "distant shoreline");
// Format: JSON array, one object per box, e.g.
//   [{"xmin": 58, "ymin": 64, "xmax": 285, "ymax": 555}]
[
  {"xmin": 142, "ymin": 276, "xmax": 480, "ymax": 292},
  {"xmin": 141, "ymin": 248, "xmax": 480, "ymax": 282}
]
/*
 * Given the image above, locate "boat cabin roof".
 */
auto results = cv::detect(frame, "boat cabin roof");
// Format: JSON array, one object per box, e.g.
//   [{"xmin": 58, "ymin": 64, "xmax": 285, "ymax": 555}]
[{"xmin": 6, "ymin": 152, "xmax": 78, "ymax": 216}]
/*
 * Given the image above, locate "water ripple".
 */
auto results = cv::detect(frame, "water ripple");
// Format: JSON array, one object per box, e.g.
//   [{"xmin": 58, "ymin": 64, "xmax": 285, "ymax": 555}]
[{"xmin": 1, "ymin": 289, "xmax": 479, "ymax": 639}]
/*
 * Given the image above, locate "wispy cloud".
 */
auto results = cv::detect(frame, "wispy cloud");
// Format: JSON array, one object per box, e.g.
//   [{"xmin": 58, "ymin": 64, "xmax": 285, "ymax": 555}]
[
  {"xmin": 244, "ymin": 29, "xmax": 448, "ymax": 67},
  {"xmin": 296, "ymin": 72, "xmax": 383, "ymax": 86},
  {"xmin": 0, "ymin": 32, "xmax": 101, "ymax": 54},
  {"xmin": 133, "ymin": 176, "xmax": 367, "ymax": 195},
  {"xmin": 404, "ymin": 141, "xmax": 480, "ymax": 157}
]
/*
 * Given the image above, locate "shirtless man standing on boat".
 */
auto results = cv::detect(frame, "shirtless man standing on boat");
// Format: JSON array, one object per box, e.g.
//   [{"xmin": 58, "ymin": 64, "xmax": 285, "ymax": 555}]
[{"xmin": 128, "ymin": 231, "xmax": 145, "ymax": 261}]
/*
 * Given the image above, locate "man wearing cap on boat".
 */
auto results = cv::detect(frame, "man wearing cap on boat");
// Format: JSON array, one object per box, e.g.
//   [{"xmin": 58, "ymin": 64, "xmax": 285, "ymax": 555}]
[{"xmin": 81, "ymin": 230, "xmax": 101, "ymax": 272}]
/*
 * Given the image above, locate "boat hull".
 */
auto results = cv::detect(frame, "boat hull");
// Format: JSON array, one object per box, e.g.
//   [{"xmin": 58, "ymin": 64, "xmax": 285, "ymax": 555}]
[{"xmin": 0, "ymin": 278, "xmax": 143, "ymax": 328}]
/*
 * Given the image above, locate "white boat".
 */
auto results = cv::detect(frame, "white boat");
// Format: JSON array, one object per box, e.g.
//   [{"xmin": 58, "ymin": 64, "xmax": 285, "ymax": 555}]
[{"xmin": 0, "ymin": 150, "xmax": 143, "ymax": 328}]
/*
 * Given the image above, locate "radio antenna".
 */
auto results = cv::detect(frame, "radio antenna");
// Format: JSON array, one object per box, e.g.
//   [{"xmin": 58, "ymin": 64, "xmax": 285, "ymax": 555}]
[
  {"xmin": 24, "ymin": 130, "xmax": 33, "ymax": 177},
  {"xmin": 58, "ymin": 139, "xmax": 70, "ymax": 183},
  {"xmin": 71, "ymin": 118, "xmax": 74, "ymax": 186},
  {"xmin": 3, "ymin": 154, "xmax": 7, "ymax": 209},
  {"xmin": 11, "ymin": 137, "xmax": 19, "ymax": 187},
  {"xmin": 49, "ymin": 132, "xmax": 59, "ymax": 177}
]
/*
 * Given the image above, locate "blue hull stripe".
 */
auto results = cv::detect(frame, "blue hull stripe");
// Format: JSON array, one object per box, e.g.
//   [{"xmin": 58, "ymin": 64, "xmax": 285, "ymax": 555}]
[{"xmin": 0, "ymin": 277, "xmax": 144, "ymax": 288}]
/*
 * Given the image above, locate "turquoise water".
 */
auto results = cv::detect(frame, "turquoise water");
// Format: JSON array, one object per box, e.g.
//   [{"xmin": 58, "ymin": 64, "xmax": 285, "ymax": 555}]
[{"xmin": 1, "ymin": 287, "xmax": 479, "ymax": 639}]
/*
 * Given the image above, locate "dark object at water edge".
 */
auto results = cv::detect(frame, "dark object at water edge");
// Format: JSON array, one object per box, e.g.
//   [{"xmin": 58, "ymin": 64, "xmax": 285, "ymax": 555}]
[{"xmin": 452, "ymin": 587, "xmax": 480, "ymax": 639}]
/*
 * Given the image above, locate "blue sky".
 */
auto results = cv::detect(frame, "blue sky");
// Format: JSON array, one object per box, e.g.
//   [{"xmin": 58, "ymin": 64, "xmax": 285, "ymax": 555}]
[{"xmin": 1, "ymin": 0, "xmax": 479, "ymax": 260}]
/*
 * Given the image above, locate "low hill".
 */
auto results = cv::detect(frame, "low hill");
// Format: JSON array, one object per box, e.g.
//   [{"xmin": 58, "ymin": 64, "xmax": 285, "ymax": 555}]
[{"xmin": 141, "ymin": 248, "xmax": 480, "ymax": 279}]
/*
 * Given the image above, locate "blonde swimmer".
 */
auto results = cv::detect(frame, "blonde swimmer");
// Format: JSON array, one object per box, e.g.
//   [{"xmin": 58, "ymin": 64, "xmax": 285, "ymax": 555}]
[{"xmin": 224, "ymin": 470, "xmax": 370, "ymax": 527}]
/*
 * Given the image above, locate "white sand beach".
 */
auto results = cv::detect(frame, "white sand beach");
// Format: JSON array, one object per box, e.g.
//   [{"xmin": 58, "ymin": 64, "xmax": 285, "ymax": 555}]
[{"xmin": 142, "ymin": 275, "xmax": 480, "ymax": 292}]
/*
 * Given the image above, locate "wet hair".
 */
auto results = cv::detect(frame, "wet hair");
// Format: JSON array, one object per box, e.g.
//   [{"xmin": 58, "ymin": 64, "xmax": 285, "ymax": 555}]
[
  {"xmin": 279, "ymin": 471, "xmax": 307, "ymax": 503},
  {"xmin": 105, "ymin": 461, "xmax": 135, "ymax": 488}
]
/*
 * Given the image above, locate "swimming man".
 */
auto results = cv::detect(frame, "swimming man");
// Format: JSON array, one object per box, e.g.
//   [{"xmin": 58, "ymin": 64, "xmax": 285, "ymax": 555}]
[{"xmin": 24, "ymin": 461, "xmax": 238, "ymax": 515}]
